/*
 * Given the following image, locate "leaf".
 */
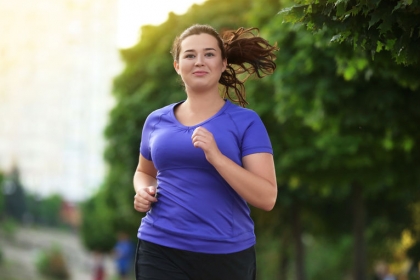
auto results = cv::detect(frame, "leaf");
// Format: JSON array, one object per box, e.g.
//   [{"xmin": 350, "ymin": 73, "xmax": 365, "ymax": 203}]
[
  {"xmin": 278, "ymin": 4, "xmax": 309, "ymax": 23},
  {"xmin": 331, "ymin": 34, "xmax": 343, "ymax": 43},
  {"xmin": 335, "ymin": 0, "xmax": 350, "ymax": 17},
  {"xmin": 376, "ymin": 40, "xmax": 384, "ymax": 52},
  {"xmin": 378, "ymin": 18, "xmax": 393, "ymax": 35},
  {"xmin": 344, "ymin": 5, "xmax": 362, "ymax": 17},
  {"xmin": 392, "ymin": 1, "xmax": 403, "ymax": 13},
  {"xmin": 368, "ymin": 11, "xmax": 382, "ymax": 29},
  {"xmin": 385, "ymin": 38, "xmax": 396, "ymax": 50}
]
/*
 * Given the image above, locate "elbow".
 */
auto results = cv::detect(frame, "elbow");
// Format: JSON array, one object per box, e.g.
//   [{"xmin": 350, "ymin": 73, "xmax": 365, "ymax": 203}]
[
  {"xmin": 259, "ymin": 189, "xmax": 277, "ymax": 211},
  {"xmin": 261, "ymin": 198, "xmax": 276, "ymax": 211},
  {"xmin": 261, "ymin": 180, "xmax": 278, "ymax": 211}
]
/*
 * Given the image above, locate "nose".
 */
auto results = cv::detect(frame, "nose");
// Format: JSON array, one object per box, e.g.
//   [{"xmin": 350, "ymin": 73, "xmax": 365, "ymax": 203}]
[{"xmin": 195, "ymin": 55, "xmax": 204, "ymax": 66}]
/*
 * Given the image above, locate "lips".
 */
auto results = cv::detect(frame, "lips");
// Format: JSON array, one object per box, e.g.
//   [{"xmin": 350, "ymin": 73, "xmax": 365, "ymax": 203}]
[{"xmin": 193, "ymin": 71, "xmax": 207, "ymax": 76}]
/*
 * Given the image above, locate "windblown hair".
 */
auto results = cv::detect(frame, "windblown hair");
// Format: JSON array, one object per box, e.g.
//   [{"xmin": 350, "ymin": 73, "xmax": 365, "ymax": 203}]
[{"xmin": 171, "ymin": 24, "xmax": 278, "ymax": 107}]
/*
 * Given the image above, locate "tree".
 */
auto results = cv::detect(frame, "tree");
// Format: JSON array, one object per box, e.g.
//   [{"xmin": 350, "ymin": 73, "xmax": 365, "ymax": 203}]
[
  {"xmin": 3, "ymin": 167, "xmax": 27, "ymax": 223},
  {"xmin": 267, "ymin": 6, "xmax": 420, "ymax": 279},
  {"xmin": 80, "ymin": 193, "xmax": 116, "ymax": 252},
  {"xmin": 84, "ymin": 1, "xmax": 420, "ymax": 279},
  {"xmin": 279, "ymin": 0, "xmax": 420, "ymax": 66},
  {"xmin": 26, "ymin": 194, "xmax": 64, "ymax": 227},
  {"xmin": 0, "ymin": 171, "xmax": 4, "ymax": 216}
]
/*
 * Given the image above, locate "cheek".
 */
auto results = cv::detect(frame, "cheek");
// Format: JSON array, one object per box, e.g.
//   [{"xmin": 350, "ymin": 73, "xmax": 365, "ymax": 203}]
[{"xmin": 179, "ymin": 62, "xmax": 192, "ymax": 72}]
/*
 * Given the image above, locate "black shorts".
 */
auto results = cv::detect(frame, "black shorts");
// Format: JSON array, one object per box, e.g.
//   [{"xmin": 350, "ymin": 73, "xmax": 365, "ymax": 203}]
[{"xmin": 135, "ymin": 239, "xmax": 256, "ymax": 280}]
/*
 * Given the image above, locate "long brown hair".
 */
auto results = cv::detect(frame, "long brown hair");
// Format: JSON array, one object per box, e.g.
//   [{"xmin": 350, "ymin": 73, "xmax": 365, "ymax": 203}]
[{"xmin": 171, "ymin": 24, "xmax": 278, "ymax": 107}]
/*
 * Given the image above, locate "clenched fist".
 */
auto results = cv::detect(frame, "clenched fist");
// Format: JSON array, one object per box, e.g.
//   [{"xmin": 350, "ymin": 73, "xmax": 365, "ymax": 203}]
[{"xmin": 134, "ymin": 186, "xmax": 157, "ymax": 212}]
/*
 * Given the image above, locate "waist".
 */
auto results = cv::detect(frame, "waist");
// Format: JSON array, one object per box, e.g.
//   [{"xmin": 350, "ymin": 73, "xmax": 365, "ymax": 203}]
[{"xmin": 138, "ymin": 220, "xmax": 255, "ymax": 254}]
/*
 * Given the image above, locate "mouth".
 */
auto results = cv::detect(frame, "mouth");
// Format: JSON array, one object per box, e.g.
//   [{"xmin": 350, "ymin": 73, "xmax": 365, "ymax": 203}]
[{"xmin": 193, "ymin": 71, "xmax": 207, "ymax": 76}]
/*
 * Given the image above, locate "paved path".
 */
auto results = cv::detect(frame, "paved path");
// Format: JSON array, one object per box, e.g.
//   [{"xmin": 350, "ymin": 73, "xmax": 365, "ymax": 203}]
[{"xmin": 0, "ymin": 226, "xmax": 116, "ymax": 280}]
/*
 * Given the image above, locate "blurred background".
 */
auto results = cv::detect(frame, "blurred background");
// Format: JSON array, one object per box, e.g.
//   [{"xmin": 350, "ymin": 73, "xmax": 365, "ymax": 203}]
[{"xmin": 0, "ymin": 0, "xmax": 419, "ymax": 279}]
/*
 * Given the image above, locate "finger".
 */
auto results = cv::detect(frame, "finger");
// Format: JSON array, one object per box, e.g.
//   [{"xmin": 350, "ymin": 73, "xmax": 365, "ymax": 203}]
[
  {"xmin": 145, "ymin": 186, "xmax": 157, "ymax": 197},
  {"xmin": 133, "ymin": 196, "xmax": 153, "ymax": 212},
  {"xmin": 193, "ymin": 141, "xmax": 201, "ymax": 148},
  {"xmin": 134, "ymin": 194, "xmax": 149, "ymax": 204},
  {"xmin": 191, "ymin": 126, "xmax": 208, "ymax": 138},
  {"xmin": 192, "ymin": 137, "xmax": 208, "ymax": 149},
  {"xmin": 134, "ymin": 203, "xmax": 150, "ymax": 212},
  {"xmin": 192, "ymin": 135, "xmax": 205, "ymax": 144},
  {"xmin": 134, "ymin": 191, "xmax": 157, "ymax": 204},
  {"xmin": 134, "ymin": 200, "xmax": 150, "ymax": 209}
]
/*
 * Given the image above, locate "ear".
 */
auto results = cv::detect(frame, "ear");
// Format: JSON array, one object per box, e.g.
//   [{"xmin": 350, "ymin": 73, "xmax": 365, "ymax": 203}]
[
  {"xmin": 173, "ymin": 60, "xmax": 180, "ymax": 74},
  {"xmin": 222, "ymin": 58, "xmax": 227, "ymax": 72}
]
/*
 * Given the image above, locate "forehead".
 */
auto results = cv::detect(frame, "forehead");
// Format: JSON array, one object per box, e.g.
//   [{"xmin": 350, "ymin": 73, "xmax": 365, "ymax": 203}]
[{"xmin": 180, "ymin": 33, "xmax": 220, "ymax": 52}]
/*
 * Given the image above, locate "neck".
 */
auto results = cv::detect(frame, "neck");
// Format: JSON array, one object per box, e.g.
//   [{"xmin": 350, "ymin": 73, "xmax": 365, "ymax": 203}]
[{"xmin": 183, "ymin": 90, "xmax": 224, "ymax": 112}]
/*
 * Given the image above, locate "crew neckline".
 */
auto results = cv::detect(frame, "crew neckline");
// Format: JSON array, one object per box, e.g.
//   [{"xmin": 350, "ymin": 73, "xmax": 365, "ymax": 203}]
[{"xmin": 170, "ymin": 99, "xmax": 230, "ymax": 129}]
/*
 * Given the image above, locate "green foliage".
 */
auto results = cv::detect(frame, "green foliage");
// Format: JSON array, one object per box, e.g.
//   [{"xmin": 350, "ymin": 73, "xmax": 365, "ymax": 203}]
[
  {"xmin": 0, "ymin": 171, "xmax": 4, "ymax": 214},
  {"xmin": 266, "ymin": 14, "xmax": 420, "ymax": 199},
  {"xmin": 35, "ymin": 245, "xmax": 70, "ymax": 280},
  {"xmin": 267, "ymin": 2, "xmax": 420, "ymax": 276},
  {"xmin": 407, "ymin": 241, "xmax": 420, "ymax": 266},
  {"xmin": 0, "ymin": 218, "xmax": 18, "ymax": 240},
  {"xmin": 26, "ymin": 194, "xmax": 64, "ymax": 227},
  {"xmin": 80, "ymin": 193, "xmax": 117, "ymax": 252},
  {"xmin": 406, "ymin": 202, "xmax": 420, "ymax": 272},
  {"xmin": 255, "ymin": 232, "xmax": 282, "ymax": 280},
  {"xmin": 86, "ymin": 0, "xmax": 420, "ymax": 277},
  {"xmin": 1, "ymin": 167, "xmax": 66, "ymax": 228},
  {"xmin": 306, "ymin": 235, "xmax": 353, "ymax": 279},
  {"xmin": 3, "ymin": 168, "xmax": 27, "ymax": 223},
  {"xmin": 279, "ymin": 0, "xmax": 420, "ymax": 66}
]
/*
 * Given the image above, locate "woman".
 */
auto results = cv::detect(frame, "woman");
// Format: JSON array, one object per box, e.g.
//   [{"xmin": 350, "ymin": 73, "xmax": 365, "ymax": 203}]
[{"xmin": 133, "ymin": 24, "xmax": 278, "ymax": 280}]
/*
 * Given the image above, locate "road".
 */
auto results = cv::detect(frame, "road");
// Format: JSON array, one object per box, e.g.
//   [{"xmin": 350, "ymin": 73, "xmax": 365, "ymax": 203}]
[{"xmin": 0, "ymin": 226, "xmax": 117, "ymax": 280}]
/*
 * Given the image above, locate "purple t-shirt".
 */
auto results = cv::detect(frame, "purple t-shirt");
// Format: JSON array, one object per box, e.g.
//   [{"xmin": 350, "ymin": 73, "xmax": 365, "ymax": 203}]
[{"xmin": 138, "ymin": 100, "xmax": 273, "ymax": 254}]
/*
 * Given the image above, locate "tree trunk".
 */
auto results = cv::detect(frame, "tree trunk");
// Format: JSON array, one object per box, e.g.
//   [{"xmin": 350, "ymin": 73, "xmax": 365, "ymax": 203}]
[
  {"xmin": 279, "ymin": 254, "xmax": 289, "ymax": 280},
  {"xmin": 279, "ymin": 232, "xmax": 290, "ymax": 280},
  {"xmin": 352, "ymin": 182, "xmax": 367, "ymax": 280},
  {"xmin": 292, "ymin": 200, "xmax": 306, "ymax": 280}
]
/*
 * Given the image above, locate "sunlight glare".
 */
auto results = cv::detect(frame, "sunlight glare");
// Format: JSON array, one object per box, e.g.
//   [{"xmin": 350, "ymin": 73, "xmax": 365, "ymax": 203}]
[{"xmin": 117, "ymin": 0, "xmax": 206, "ymax": 49}]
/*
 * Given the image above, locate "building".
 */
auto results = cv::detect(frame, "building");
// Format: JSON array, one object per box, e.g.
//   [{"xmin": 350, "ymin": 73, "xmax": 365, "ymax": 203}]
[{"xmin": 0, "ymin": 0, "xmax": 122, "ymax": 201}]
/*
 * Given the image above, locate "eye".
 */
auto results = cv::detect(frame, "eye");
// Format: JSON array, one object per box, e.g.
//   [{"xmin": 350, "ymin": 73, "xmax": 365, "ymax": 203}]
[
  {"xmin": 185, "ymin": 54, "xmax": 195, "ymax": 59},
  {"xmin": 205, "ymin": 52, "xmax": 215, "ymax": 57}
]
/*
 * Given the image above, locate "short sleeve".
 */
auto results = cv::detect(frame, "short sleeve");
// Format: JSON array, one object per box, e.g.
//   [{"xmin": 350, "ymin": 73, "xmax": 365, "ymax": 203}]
[
  {"xmin": 241, "ymin": 112, "xmax": 273, "ymax": 157},
  {"xmin": 139, "ymin": 113, "xmax": 155, "ymax": 161}
]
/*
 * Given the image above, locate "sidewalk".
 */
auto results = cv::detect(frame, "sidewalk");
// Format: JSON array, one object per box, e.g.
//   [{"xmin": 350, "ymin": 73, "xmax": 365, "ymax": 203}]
[{"xmin": 0, "ymin": 226, "xmax": 116, "ymax": 280}]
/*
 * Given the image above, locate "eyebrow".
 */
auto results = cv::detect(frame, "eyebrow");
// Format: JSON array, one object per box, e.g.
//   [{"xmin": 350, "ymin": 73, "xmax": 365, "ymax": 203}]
[{"xmin": 183, "ymin": 48, "xmax": 217, "ymax": 53}]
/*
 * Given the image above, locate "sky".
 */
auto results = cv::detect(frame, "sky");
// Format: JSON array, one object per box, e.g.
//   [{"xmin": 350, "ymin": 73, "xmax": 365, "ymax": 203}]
[
  {"xmin": 116, "ymin": 0, "xmax": 207, "ymax": 48},
  {"xmin": 0, "ymin": 0, "xmax": 207, "ymax": 202}
]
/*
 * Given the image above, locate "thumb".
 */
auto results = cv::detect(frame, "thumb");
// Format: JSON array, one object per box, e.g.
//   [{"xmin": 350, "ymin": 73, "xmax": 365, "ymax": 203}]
[{"xmin": 146, "ymin": 186, "xmax": 156, "ymax": 195}]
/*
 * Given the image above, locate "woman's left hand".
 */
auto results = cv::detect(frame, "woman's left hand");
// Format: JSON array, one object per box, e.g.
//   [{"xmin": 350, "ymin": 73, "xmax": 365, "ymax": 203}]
[{"xmin": 191, "ymin": 126, "xmax": 221, "ymax": 163}]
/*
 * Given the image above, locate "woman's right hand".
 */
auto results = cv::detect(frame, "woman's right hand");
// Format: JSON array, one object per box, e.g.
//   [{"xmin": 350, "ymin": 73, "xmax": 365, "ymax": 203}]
[{"xmin": 134, "ymin": 186, "xmax": 157, "ymax": 212}]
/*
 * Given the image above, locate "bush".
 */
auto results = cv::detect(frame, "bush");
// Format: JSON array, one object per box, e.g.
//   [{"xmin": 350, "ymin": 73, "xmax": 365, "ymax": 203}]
[
  {"xmin": 0, "ymin": 218, "xmax": 17, "ymax": 240},
  {"xmin": 35, "ymin": 245, "xmax": 70, "ymax": 279}
]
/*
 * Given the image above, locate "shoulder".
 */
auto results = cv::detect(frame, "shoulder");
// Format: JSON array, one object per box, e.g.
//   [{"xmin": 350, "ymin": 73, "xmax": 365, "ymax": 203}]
[
  {"xmin": 224, "ymin": 101, "xmax": 263, "ymax": 124},
  {"xmin": 144, "ymin": 102, "xmax": 179, "ymax": 124},
  {"xmin": 223, "ymin": 101, "xmax": 270, "ymax": 139},
  {"xmin": 146, "ymin": 103, "xmax": 174, "ymax": 119},
  {"xmin": 141, "ymin": 102, "xmax": 180, "ymax": 136}
]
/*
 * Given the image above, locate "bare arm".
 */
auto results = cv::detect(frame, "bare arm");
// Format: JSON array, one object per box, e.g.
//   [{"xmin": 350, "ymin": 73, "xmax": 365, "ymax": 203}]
[
  {"xmin": 211, "ymin": 152, "xmax": 277, "ymax": 211},
  {"xmin": 133, "ymin": 154, "xmax": 158, "ymax": 212},
  {"xmin": 192, "ymin": 127, "xmax": 277, "ymax": 211}
]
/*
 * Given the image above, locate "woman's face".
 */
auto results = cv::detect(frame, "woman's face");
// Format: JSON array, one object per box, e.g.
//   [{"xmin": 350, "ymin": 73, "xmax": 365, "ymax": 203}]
[{"xmin": 174, "ymin": 33, "xmax": 227, "ymax": 93}]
